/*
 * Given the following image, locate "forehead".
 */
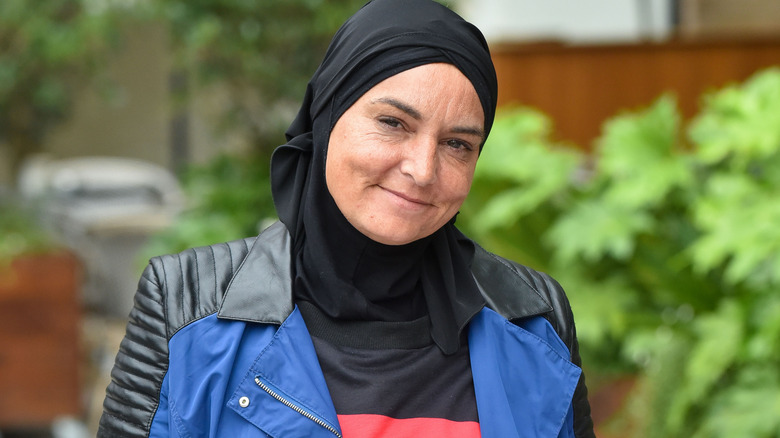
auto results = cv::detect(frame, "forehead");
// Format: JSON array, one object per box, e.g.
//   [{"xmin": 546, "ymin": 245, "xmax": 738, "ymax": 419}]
[{"xmin": 358, "ymin": 63, "xmax": 484, "ymax": 124}]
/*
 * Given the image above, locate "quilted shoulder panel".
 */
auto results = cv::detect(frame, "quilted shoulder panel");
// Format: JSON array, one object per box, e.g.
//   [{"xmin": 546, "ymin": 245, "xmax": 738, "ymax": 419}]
[{"xmin": 98, "ymin": 237, "xmax": 254, "ymax": 437}]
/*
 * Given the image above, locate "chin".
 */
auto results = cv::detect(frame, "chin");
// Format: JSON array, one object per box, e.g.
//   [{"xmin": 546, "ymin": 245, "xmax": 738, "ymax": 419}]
[
  {"xmin": 362, "ymin": 227, "xmax": 423, "ymax": 246},
  {"xmin": 368, "ymin": 234, "xmax": 417, "ymax": 246}
]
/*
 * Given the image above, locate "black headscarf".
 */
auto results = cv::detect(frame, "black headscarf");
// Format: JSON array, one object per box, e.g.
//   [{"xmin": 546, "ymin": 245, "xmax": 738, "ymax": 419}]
[{"xmin": 270, "ymin": 0, "xmax": 498, "ymax": 354}]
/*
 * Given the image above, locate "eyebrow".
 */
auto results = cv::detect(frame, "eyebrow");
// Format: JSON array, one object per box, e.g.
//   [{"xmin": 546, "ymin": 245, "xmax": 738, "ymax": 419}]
[
  {"xmin": 372, "ymin": 97, "xmax": 422, "ymax": 120},
  {"xmin": 371, "ymin": 97, "xmax": 485, "ymax": 140},
  {"xmin": 452, "ymin": 125, "xmax": 485, "ymax": 140}
]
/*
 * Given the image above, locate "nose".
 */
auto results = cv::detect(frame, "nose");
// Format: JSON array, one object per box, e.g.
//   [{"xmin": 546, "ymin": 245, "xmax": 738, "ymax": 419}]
[{"xmin": 400, "ymin": 135, "xmax": 438, "ymax": 186}]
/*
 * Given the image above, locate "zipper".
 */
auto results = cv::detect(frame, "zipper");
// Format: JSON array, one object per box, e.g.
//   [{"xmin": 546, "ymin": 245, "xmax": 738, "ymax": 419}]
[{"xmin": 254, "ymin": 376, "xmax": 342, "ymax": 438}]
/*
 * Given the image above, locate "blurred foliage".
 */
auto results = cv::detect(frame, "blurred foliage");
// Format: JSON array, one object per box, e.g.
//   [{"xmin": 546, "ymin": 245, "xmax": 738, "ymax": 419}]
[
  {"xmin": 0, "ymin": 0, "xmax": 125, "ymax": 175},
  {"xmin": 460, "ymin": 67, "xmax": 780, "ymax": 437},
  {"xmin": 154, "ymin": 0, "xmax": 368, "ymax": 152},
  {"xmin": 141, "ymin": 152, "xmax": 275, "ymax": 259},
  {"xmin": 0, "ymin": 193, "xmax": 59, "ymax": 264}
]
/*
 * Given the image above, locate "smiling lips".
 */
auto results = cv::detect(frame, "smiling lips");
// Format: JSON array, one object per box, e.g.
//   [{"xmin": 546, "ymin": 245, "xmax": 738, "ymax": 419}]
[{"xmin": 381, "ymin": 186, "xmax": 431, "ymax": 207}]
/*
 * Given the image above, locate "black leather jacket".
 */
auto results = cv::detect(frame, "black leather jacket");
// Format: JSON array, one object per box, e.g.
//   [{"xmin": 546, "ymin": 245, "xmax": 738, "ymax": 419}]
[{"xmin": 99, "ymin": 221, "xmax": 595, "ymax": 437}]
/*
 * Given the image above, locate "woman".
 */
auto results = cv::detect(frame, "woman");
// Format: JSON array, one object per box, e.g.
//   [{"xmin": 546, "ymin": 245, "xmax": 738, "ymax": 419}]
[{"xmin": 99, "ymin": 0, "xmax": 595, "ymax": 437}]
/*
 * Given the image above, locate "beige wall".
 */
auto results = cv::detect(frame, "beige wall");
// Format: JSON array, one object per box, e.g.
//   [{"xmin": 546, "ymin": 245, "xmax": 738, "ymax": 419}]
[{"xmin": 44, "ymin": 21, "xmax": 171, "ymax": 168}]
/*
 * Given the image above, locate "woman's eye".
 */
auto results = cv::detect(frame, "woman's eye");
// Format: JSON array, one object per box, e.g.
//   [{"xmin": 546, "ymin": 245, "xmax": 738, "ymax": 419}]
[
  {"xmin": 446, "ymin": 139, "xmax": 473, "ymax": 151},
  {"xmin": 378, "ymin": 116, "xmax": 402, "ymax": 128}
]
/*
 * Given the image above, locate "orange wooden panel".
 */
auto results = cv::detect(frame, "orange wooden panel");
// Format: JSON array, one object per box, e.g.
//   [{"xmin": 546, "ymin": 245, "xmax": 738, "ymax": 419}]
[
  {"xmin": 0, "ymin": 252, "xmax": 83, "ymax": 427},
  {"xmin": 491, "ymin": 38, "xmax": 780, "ymax": 148}
]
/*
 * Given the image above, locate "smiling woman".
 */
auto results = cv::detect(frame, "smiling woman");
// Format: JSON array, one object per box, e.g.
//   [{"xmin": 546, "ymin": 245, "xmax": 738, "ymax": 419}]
[
  {"xmin": 326, "ymin": 63, "xmax": 484, "ymax": 245},
  {"xmin": 99, "ymin": 1, "xmax": 595, "ymax": 437}
]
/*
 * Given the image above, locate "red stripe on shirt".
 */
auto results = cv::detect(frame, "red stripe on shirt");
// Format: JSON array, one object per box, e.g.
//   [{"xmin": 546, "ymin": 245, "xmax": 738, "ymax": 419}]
[{"xmin": 338, "ymin": 414, "xmax": 481, "ymax": 438}]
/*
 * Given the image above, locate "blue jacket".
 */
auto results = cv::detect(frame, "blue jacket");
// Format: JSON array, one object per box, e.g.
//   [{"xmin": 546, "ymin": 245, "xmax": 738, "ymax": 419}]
[{"xmin": 99, "ymin": 222, "xmax": 594, "ymax": 437}]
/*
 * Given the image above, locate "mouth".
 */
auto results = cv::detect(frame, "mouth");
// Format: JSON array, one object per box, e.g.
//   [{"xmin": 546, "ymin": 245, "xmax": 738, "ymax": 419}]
[{"xmin": 381, "ymin": 186, "xmax": 430, "ymax": 206}]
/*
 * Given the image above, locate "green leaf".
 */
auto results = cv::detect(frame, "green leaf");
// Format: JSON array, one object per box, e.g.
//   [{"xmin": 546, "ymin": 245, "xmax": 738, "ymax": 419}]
[
  {"xmin": 555, "ymin": 268, "xmax": 637, "ymax": 347},
  {"xmin": 548, "ymin": 199, "xmax": 653, "ymax": 263},
  {"xmin": 470, "ymin": 107, "xmax": 581, "ymax": 233},
  {"xmin": 689, "ymin": 174, "xmax": 780, "ymax": 285},
  {"xmin": 690, "ymin": 67, "xmax": 780, "ymax": 169},
  {"xmin": 745, "ymin": 295, "xmax": 780, "ymax": 362},
  {"xmin": 694, "ymin": 365, "xmax": 780, "ymax": 438},
  {"xmin": 597, "ymin": 95, "xmax": 693, "ymax": 208},
  {"xmin": 667, "ymin": 300, "xmax": 744, "ymax": 431}
]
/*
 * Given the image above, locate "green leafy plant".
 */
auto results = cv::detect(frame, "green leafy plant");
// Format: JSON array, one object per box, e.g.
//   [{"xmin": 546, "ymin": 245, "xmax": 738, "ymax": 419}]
[
  {"xmin": 460, "ymin": 67, "xmax": 780, "ymax": 437},
  {"xmin": 141, "ymin": 153, "xmax": 275, "ymax": 259}
]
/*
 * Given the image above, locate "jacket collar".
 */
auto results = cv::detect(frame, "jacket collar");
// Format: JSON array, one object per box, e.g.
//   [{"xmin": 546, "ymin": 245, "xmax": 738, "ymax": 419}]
[
  {"xmin": 218, "ymin": 221, "xmax": 553, "ymax": 324},
  {"xmin": 218, "ymin": 222, "xmax": 294, "ymax": 324},
  {"xmin": 471, "ymin": 242, "xmax": 554, "ymax": 321},
  {"xmin": 469, "ymin": 308, "xmax": 580, "ymax": 438}
]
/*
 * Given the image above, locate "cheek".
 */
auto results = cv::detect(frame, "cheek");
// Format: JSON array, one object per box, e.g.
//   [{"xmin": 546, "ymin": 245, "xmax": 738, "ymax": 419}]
[
  {"xmin": 327, "ymin": 141, "xmax": 372, "ymax": 186},
  {"xmin": 442, "ymin": 165, "xmax": 476, "ymax": 206},
  {"xmin": 329, "ymin": 139, "xmax": 398, "ymax": 186},
  {"xmin": 326, "ymin": 134, "xmax": 382, "ymax": 209},
  {"xmin": 325, "ymin": 120, "xmax": 360, "ymax": 190},
  {"xmin": 450, "ymin": 182, "xmax": 472, "ymax": 211}
]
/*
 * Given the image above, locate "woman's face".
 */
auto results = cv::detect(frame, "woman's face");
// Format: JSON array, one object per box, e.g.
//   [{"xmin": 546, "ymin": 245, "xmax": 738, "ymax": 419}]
[{"xmin": 326, "ymin": 63, "xmax": 484, "ymax": 245}]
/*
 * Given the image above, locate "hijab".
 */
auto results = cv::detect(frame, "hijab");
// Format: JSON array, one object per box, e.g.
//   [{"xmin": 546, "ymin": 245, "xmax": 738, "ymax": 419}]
[{"xmin": 270, "ymin": 0, "xmax": 498, "ymax": 354}]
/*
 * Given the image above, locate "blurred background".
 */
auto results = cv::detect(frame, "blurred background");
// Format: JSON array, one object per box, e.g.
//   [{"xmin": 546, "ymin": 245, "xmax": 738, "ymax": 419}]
[{"xmin": 1, "ymin": 0, "xmax": 779, "ymax": 436}]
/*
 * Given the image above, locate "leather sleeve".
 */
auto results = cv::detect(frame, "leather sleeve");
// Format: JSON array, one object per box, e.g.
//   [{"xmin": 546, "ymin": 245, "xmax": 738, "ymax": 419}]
[
  {"xmin": 538, "ymin": 272, "xmax": 596, "ymax": 438},
  {"xmin": 97, "ymin": 238, "xmax": 253, "ymax": 437},
  {"xmin": 98, "ymin": 262, "xmax": 170, "ymax": 437},
  {"xmin": 570, "ymin": 330, "xmax": 596, "ymax": 438}
]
